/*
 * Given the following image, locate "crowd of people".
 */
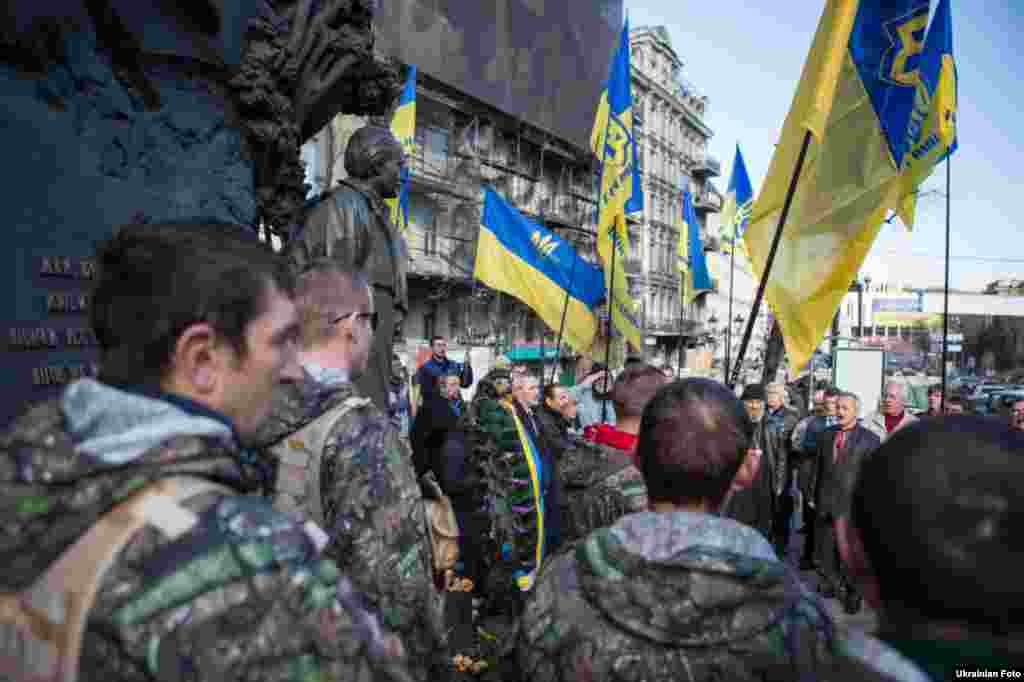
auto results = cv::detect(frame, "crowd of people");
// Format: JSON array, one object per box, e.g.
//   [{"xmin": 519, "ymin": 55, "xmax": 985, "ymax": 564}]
[{"xmin": 1, "ymin": 220, "xmax": 1021, "ymax": 682}]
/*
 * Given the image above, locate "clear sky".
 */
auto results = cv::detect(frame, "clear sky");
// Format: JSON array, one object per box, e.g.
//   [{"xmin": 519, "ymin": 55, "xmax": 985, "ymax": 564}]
[{"xmin": 626, "ymin": 0, "xmax": 1024, "ymax": 291}]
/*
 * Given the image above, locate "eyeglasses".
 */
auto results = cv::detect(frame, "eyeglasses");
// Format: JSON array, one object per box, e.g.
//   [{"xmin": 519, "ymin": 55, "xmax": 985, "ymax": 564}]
[{"xmin": 331, "ymin": 311, "xmax": 379, "ymax": 331}]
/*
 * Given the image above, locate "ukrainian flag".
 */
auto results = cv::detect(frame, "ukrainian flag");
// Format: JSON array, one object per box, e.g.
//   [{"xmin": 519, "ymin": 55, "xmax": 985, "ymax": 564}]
[
  {"xmin": 721, "ymin": 145, "xmax": 754, "ymax": 261},
  {"xmin": 682, "ymin": 190, "xmax": 713, "ymax": 304},
  {"xmin": 386, "ymin": 64, "xmax": 416, "ymax": 236},
  {"xmin": 474, "ymin": 187, "xmax": 605, "ymax": 354},
  {"xmin": 591, "ymin": 19, "xmax": 643, "ymax": 351},
  {"xmin": 742, "ymin": 0, "xmax": 932, "ymax": 373},
  {"xmin": 898, "ymin": 0, "xmax": 958, "ymax": 228},
  {"xmin": 677, "ymin": 195, "xmax": 689, "ymax": 303}
]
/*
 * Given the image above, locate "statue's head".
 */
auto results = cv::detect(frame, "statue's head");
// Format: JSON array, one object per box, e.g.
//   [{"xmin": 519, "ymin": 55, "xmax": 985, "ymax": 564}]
[{"xmin": 344, "ymin": 126, "xmax": 405, "ymax": 199}]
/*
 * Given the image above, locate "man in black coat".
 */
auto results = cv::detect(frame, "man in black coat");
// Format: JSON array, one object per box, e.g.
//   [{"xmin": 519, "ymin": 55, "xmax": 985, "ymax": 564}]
[
  {"xmin": 722, "ymin": 384, "xmax": 778, "ymax": 544},
  {"xmin": 410, "ymin": 371, "xmax": 464, "ymax": 480},
  {"xmin": 815, "ymin": 390, "xmax": 881, "ymax": 613}
]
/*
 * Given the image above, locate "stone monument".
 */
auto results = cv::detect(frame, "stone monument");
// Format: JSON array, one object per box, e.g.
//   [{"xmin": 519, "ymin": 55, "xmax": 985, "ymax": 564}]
[{"xmin": 0, "ymin": 0, "xmax": 399, "ymax": 425}]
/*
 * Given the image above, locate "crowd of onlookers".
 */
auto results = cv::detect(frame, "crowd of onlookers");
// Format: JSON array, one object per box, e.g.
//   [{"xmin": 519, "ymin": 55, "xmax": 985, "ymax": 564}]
[{"xmin": 3, "ymin": 220, "xmax": 1020, "ymax": 682}]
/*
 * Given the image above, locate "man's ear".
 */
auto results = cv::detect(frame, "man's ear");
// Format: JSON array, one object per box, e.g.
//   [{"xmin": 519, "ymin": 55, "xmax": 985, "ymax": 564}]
[
  {"xmin": 836, "ymin": 517, "xmax": 883, "ymax": 609},
  {"xmin": 731, "ymin": 448, "xmax": 762, "ymax": 492},
  {"xmin": 167, "ymin": 322, "xmax": 224, "ymax": 397}
]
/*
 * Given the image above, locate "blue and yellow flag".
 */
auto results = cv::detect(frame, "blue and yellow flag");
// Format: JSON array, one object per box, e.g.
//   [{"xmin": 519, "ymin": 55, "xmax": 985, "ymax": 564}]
[
  {"xmin": 721, "ymin": 145, "xmax": 754, "ymax": 260},
  {"xmin": 683, "ymin": 190, "xmax": 713, "ymax": 304},
  {"xmin": 743, "ymin": 0, "xmax": 932, "ymax": 373},
  {"xmin": 386, "ymin": 64, "xmax": 416, "ymax": 236},
  {"xmin": 591, "ymin": 19, "xmax": 642, "ymax": 351},
  {"xmin": 474, "ymin": 187, "xmax": 605, "ymax": 353},
  {"xmin": 898, "ymin": 0, "xmax": 958, "ymax": 228},
  {"xmin": 676, "ymin": 195, "xmax": 689, "ymax": 303}
]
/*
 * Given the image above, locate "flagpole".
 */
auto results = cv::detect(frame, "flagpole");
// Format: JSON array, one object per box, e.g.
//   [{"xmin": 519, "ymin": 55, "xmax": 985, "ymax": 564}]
[
  {"xmin": 601, "ymin": 224, "xmax": 617, "ymax": 424},
  {"xmin": 724, "ymin": 237, "xmax": 737, "ymax": 383},
  {"xmin": 551, "ymin": 238, "xmax": 580, "ymax": 386},
  {"xmin": 729, "ymin": 130, "xmax": 813, "ymax": 389},
  {"xmin": 940, "ymin": 157, "xmax": 951, "ymax": 412}
]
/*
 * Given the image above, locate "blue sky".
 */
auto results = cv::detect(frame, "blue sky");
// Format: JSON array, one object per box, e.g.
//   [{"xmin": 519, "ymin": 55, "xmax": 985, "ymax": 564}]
[{"xmin": 627, "ymin": 0, "xmax": 1024, "ymax": 290}]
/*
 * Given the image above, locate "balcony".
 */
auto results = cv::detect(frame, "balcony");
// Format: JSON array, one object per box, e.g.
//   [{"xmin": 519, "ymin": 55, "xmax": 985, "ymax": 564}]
[
  {"xmin": 693, "ymin": 190, "xmax": 722, "ymax": 214},
  {"xmin": 692, "ymin": 155, "xmax": 721, "ymax": 178},
  {"xmin": 646, "ymin": 317, "xmax": 706, "ymax": 337}
]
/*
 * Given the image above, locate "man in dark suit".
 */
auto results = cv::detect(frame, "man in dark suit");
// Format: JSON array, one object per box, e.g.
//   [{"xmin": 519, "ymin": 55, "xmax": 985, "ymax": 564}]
[
  {"xmin": 410, "ymin": 371, "xmax": 465, "ymax": 480},
  {"xmin": 815, "ymin": 390, "xmax": 881, "ymax": 614}
]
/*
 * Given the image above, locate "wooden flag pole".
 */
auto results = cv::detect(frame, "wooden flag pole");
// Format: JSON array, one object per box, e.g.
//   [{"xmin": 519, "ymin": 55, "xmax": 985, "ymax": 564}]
[
  {"xmin": 940, "ymin": 157, "xmax": 952, "ymax": 412},
  {"xmin": 729, "ymin": 130, "xmax": 813, "ymax": 389},
  {"xmin": 601, "ymin": 222, "xmax": 618, "ymax": 424}
]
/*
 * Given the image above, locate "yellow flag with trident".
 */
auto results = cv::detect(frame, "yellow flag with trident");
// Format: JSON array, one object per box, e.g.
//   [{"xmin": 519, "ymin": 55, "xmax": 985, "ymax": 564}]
[{"xmin": 590, "ymin": 19, "xmax": 642, "ymax": 351}]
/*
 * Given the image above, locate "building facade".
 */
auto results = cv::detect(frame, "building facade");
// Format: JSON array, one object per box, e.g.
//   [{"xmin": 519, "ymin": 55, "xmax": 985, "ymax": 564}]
[
  {"xmin": 300, "ymin": 20, "xmax": 731, "ymax": 375},
  {"xmin": 630, "ymin": 26, "xmax": 723, "ymax": 367}
]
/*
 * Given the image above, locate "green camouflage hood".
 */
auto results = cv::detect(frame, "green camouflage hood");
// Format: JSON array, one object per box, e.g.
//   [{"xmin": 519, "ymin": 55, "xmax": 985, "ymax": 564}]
[
  {"xmin": 576, "ymin": 511, "xmax": 803, "ymax": 646},
  {"xmin": 245, "ymin": 366, "xmax": 355, "ymax": 450},
  {"xmin": 0, "ymin": 380, "xmax": 259, "ymax": 591}
]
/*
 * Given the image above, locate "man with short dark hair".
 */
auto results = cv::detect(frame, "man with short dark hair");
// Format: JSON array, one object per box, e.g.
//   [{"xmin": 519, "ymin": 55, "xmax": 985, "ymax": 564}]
[
  {"xmin": 585, "ymin": 363, "xmax": 668, "ymax": 460},
  {"xmin": 414, "ymin": 335, "xmax": 474, "ymax": 403},
  {"xmin": 839, "ymin": 417, "xmax": 1024, "ymax": 678},
  {"xmin": 945, "ymin": 395, "xmax": 965, "ymax": 415},
  {"xmin": 815, "ymin": 391, "xmax": 880, "ymax": 613},
  {"xmin": 1010, "ymin": 398, "xmax": 1024, "ymax": 431},
  {"xmin": 249, "ymin": 261, "xmax": 443, "ymax": 680},
  {"xmin": 924, "ymin": 383, "xmax": 944, "ymax": 416},
  {"xmin": 0, "ymin": 223, "xmax": 411, "ymax": 681},
  {"xmin": 519, "ymin": 378, "xmax": 844, "ymax": 680}
]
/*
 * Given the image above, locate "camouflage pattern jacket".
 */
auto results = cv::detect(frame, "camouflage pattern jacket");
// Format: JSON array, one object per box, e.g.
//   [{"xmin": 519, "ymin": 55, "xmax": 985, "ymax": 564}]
[
  {"xmin": 0, "ymin": 378, "xmax": 412, "ymax": 682},
  {"xmin": 518, "ymin": 510, "xmax": 928, "ymax": 682},
  {"xmin": 535, "ymin": 404, "xmax": 647, "ymax": 544},
  {"xmin": 249, "ymin": 367, "xmax": 445, "ymax": 681}
]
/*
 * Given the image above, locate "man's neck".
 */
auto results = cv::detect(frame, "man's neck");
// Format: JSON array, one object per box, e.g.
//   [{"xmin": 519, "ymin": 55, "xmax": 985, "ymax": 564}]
[
  {"xmin": 615, "ymin": 416, "xmax": 641, "ymax": 435},
  {"xmin": 299, "ymin": 351, "xmax": 350, "ymax": 382},
  {"xmin": 432, "ymin": 354, "xmax": 446, "ymax": 364},
  {"xmin": 650, "ymin": 499, "xmax": 711, "ymax": 514}
]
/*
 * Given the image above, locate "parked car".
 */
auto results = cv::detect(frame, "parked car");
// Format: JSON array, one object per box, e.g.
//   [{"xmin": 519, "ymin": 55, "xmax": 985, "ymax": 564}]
[
  {"xmin": 967, "ymin": 384, "xmax": 1011, "ymax": 414},
  {"xmin": 986, "ymin": 389, "xmax": 1024, "ymax": 419}
]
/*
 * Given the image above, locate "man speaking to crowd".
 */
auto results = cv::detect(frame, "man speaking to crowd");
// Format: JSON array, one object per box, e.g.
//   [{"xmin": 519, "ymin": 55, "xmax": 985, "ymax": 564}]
[{"xmin": 415, "ymin": 335, "xmax": 474, "ymax": 404}]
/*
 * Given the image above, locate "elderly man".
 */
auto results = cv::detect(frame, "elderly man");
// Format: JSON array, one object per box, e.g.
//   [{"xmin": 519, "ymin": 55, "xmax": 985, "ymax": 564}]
[
  {"xmin": 764, "ymin": 382, "xmax": 799, "ymax": 558},
  {"xmin": 865, "ymin": 381, "xmax": 917, "ymax": 441},
  {"xmin": 815, "ymin": 391, "xmax": 880, "ymax": 613},
  {"xmin": 722, "ymin": 385, "xmax": 777, "ymax": 543},
  {"xmin": 585, "ymin": 364, "xmax": 668, "ymax": 461}
]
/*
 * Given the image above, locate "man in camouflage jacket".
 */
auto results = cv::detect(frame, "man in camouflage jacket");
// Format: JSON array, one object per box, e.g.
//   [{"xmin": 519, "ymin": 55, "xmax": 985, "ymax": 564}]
[
  {"xmin": 517, "ymin": 378, "xmax": 926, "ymax": 682},
  {"xmin": 535, "ymin": 383, "xmax": 647, "ymax": 545},
  {"xmin": 247, "ymin": 262, "xmax": 444, "ymax": 681},
  {"xmin": 0, "ymin": 222, "xmax": 411, "ymax": 682}
]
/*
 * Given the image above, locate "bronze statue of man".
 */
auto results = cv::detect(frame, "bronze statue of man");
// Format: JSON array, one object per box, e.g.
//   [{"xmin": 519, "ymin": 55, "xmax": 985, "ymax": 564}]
[{"xmin": 287, "ymin": 125, "xmax": 409, "ymax": 413}]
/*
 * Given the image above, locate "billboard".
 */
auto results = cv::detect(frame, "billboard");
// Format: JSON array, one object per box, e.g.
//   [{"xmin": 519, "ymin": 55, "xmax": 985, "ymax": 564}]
[
  {"xmin": 373, "ymin": 0, "xmax": 622, "ymax": 152},
  {"xmin": 872, "ymin": 296, "xmax": 923, "ymax": 313}
]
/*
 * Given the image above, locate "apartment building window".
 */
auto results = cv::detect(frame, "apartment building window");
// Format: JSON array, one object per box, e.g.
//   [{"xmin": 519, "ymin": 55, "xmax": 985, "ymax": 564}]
[
  {"xmin": 423, "ymin": 312, "xmax": 436, "ymax": 341},
  {"xmin": 415, "ymin": 199, "xmax": 438, "ymax": 256},
  {"xmin": 422, "ymin": 127, "xmax": 449, "ymax": 175}
]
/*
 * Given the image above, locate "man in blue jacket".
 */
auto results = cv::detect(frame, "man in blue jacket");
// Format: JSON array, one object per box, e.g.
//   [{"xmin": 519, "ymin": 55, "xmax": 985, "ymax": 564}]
[{"xmin": 414, "ymin": 336, "xmax": 474, "ymax": 403}]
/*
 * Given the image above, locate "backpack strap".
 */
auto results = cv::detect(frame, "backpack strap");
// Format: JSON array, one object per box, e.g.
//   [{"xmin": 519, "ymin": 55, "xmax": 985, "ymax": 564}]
[
  {"xmin": 0, "ymin": 476, "xmax": 231, "ymax": 682},
  {"xmin": 271, "ymin": 396, "xmax": 373, "ymax": 525}
]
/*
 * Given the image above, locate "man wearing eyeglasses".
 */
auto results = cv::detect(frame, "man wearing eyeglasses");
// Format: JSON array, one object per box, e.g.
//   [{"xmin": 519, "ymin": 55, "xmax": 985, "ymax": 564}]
[{"xmin": 249, "ymin": 262, "xmax": 445, "ymax": 681}]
